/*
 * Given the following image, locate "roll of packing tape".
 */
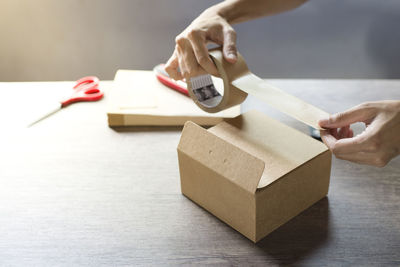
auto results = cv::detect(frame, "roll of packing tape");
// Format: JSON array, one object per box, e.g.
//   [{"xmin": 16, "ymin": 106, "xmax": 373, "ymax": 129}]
[{"xmin": 187, "ymin": 48, "xmax": 329, "ymax": 130}]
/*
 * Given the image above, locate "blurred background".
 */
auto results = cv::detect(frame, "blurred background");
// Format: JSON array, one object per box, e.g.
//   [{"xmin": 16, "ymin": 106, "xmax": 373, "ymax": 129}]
[{"xmin": 1, "ymin": 0, "xmax": 399, "ymax": 81}]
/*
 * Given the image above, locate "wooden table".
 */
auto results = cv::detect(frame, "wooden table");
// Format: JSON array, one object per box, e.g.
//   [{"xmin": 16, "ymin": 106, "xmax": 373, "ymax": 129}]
[{"xmin": 0, "ymin": 80, "xmax": 399, "ymax": 266}]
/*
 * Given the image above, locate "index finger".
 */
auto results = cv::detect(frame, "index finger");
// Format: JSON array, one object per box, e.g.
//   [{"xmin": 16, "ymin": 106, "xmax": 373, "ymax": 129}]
[{"xmin": 187, "ymin": 32, "xmax": 219, "ymax": 76}]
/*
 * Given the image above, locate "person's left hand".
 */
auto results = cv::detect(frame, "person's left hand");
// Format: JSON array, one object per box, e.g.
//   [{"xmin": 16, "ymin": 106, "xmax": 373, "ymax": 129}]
[
  {"xmin": 319, "ymin": 100, "xmax": 400, "ymax": 167},
  {"xmin": 164, "ymin": 8, "xmax": 237, "ymax": 81}
]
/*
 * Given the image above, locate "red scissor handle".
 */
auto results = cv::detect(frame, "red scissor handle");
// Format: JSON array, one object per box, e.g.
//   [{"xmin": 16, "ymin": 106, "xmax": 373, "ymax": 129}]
[
  {"xmin": 154, "ymin": 64, "xmax": 189, "ymax": 96},
  {"xmin": 61, "ymin": 76, "xmax": 104, "ymax": 107}
]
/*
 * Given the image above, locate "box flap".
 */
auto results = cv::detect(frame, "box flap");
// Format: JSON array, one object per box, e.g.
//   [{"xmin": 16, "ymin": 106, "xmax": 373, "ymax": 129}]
[
  {"xmin": 178, "ymin": 121, "xmax": 265, "ymax": 194},
  {"xmin": 208, "ymin": 110, "xmax": 329, "ymax": 189}
]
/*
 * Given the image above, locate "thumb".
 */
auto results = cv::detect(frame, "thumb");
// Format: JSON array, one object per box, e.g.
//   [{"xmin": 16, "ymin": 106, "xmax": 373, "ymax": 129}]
[
  {"xmin": 222, "ymin": 27, "xmax": 237, "ymax": 63},
  {"xmin": 319, "ymin": 104, "xmax": 372, "ymax": 128}
]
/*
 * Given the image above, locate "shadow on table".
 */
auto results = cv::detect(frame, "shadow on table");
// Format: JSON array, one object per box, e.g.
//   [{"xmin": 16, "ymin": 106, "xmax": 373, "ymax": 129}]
[
  {"xmin": 110, "ymin": 125, "xmax": 184, "ymax": 133},
  {"xmin": 256, "ymin": 197, "xmax": 331, "ymax": 266}
]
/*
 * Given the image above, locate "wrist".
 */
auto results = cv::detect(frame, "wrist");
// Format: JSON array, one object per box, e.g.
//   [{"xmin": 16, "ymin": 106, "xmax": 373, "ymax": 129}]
[{"xmin": 203, "ymin": 1, "xmax": 241, "ymax": 24}]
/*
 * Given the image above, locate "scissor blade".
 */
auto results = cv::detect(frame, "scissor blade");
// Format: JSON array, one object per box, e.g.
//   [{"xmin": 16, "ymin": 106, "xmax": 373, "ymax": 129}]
[{"xmin": 27, "ymin": 103, "xmax": 62, "ymax": 127}]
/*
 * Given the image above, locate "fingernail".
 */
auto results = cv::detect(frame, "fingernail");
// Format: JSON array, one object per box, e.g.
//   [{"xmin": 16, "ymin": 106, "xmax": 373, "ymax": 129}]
[
  {"xmin": 227, "ymin": 53, "xmax": 237, "ymax": 60},
  {"xmin": 319, "ymin": 118, "xmax": 329, "ymax": 126}
]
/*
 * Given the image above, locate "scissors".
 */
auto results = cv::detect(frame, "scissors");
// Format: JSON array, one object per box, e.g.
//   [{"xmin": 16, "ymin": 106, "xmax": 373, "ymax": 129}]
[{"xmin": 28, "ymin": 76, "xmax": 104, "ymax": 127}]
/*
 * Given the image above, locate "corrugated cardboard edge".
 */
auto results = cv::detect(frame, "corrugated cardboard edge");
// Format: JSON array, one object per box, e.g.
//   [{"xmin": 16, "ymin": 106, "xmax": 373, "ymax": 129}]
[
  {"xmin": 107, "ymin": 113, "xmax": 229, "ymax": 127},
  {"xmin": 107, "ymin": 113, "xmax": 125, "ymax": 126}
]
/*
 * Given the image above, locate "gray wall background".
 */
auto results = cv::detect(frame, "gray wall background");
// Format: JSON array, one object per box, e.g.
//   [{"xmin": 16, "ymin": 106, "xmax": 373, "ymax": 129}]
[{"xmin": 1, "ymin": 0, "xmax": 399, "ymax": 81}]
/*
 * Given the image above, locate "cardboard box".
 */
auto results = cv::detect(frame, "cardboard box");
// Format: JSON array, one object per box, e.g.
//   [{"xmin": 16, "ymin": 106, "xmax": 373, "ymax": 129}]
[
  {"xmin": 177, "ymin": 110, "xmax": 331, "ymax": 242},
  {"xmin": 107, "ymin": 70, "xmax": 240, "ymax": 126}
]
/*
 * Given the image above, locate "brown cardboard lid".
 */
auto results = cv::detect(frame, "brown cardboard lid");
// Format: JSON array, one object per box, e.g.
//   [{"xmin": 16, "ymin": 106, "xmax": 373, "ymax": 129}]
[
  {"xmin": 208, "ymin": 110, "xmax": 329, "ymax": 189},
  {"xmin": 178, "ymin": 121, "xmax": 265, "ymax": 194}
]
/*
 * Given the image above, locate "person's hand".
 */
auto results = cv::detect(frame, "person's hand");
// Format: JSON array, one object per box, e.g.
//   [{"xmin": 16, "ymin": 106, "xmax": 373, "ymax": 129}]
[
  {"xmin": 164, "ymin": 9, "xmax": 237, "ymax": 81},
  {"xmin": 164, "ymin": 0, "xmax": 309, "ymax": 80},
  {"xmin": 319, "ymin": 100, "xmax": 400, "ymax": 167}
]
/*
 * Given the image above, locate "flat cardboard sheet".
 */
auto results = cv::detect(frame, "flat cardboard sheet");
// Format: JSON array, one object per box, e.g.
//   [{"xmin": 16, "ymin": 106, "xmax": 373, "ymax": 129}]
[{"xmin": 107, "ymin": 70, "xmax": 241, "ymax": 126}]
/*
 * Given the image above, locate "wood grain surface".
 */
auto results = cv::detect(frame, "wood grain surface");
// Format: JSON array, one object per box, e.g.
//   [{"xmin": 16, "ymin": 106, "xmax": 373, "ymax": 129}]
[{"xmin": 0, "ymin": 80, "xmax": 399, "ymax": 266}]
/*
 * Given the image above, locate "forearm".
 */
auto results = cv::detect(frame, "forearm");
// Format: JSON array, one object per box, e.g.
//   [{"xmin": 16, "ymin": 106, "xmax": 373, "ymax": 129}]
[
  {"xmin": 165, "ymin": 0, "xmax": 307, "ymax": 80},
  {"xmin": 203, "ymin": 0, "xmax": 308, "ymax": 24}
]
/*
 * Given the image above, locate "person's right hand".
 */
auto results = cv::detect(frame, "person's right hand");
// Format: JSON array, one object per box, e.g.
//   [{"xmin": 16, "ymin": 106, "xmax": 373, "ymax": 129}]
[
  {"xmin": 164, "ymin": 8, "xmax": 238, "ymax": 81},
  {"xmin": 319, "ymin": 100, "xmax": 400, "ymax": 167}
]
